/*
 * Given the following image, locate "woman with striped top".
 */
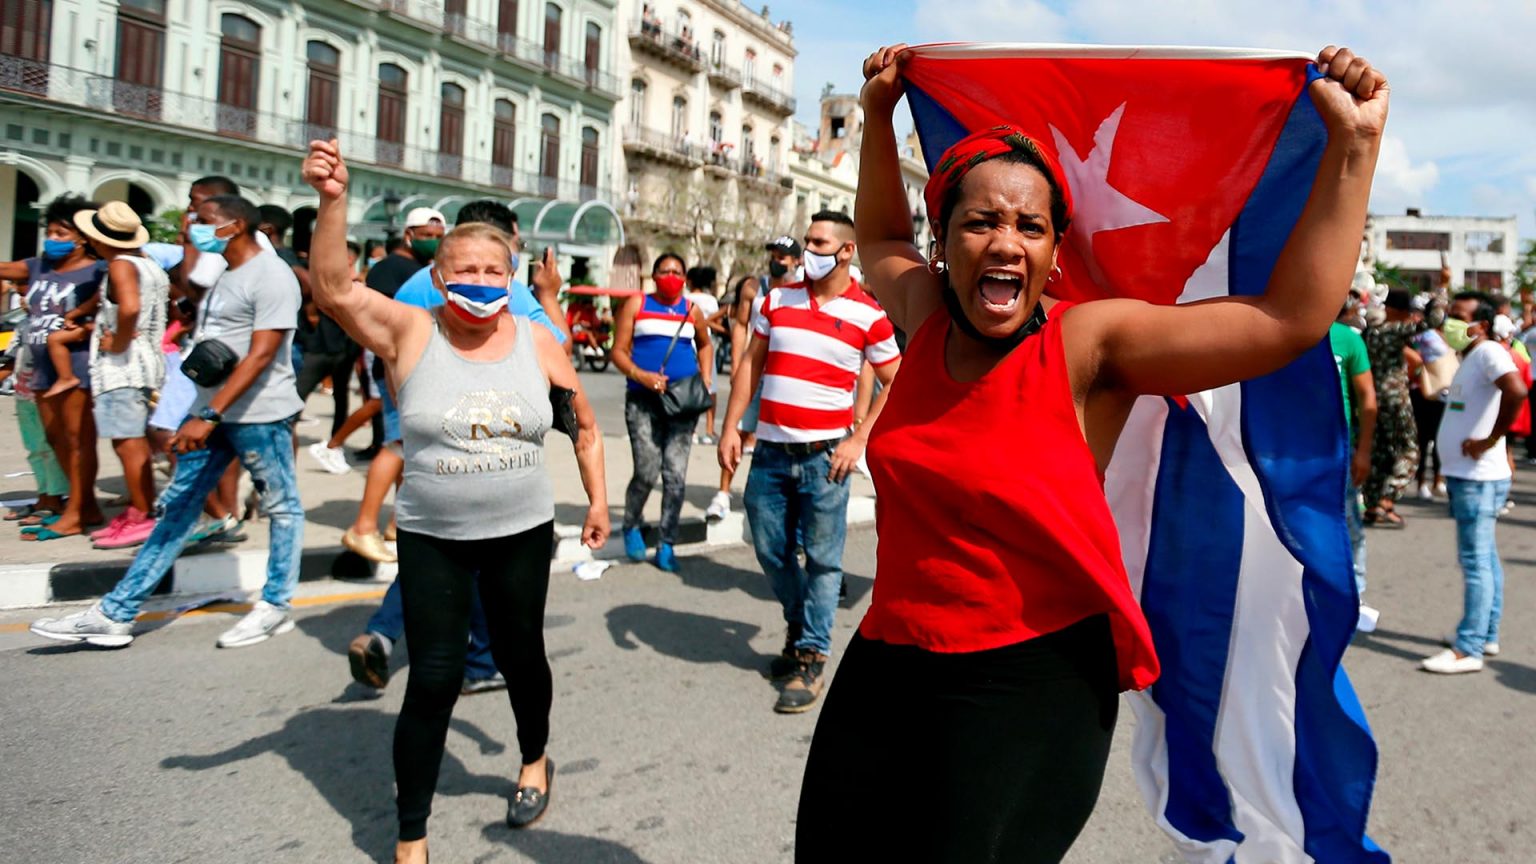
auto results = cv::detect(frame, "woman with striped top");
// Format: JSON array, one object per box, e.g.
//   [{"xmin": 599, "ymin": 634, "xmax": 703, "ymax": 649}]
[{"xmin": 611, "ymin": 253, "xmax": 714, "ymax": 572}]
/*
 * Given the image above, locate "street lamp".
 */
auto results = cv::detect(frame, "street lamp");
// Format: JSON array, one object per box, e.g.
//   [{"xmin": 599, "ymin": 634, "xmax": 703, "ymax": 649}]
[{"xmin": 383, "ymin": 192, "xmax": 402, "ymax": 242}]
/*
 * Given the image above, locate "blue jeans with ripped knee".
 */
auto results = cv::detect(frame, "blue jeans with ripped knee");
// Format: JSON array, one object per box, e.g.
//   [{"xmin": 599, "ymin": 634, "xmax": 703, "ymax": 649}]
[{"xmin": 100, "ymin": 419, "xmax": 304, "ymax": 623}]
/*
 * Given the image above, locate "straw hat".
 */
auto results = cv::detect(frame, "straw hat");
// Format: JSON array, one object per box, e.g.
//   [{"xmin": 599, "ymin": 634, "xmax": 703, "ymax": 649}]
[{"xmin": 73, "ymin": 201, "xmax": 149, "ymax": 249}]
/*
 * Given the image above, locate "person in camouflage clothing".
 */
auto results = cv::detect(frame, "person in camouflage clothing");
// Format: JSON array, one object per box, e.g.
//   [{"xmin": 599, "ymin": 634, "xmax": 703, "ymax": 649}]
[{"xmin": 1363, "ymin": 289, "xmax": 1437, "ymax": 526}]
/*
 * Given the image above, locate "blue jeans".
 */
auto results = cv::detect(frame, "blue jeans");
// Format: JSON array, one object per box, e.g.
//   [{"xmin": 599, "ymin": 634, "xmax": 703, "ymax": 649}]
[
  {"xmin": 101, "ymin": 419, "xmax": 304, "ymax": 622},
  {"xmin": 744, "ymin": 444, "xmax": 850, "ymax": 655},
  {"xmin": 1345, "ymin": 482, "xmax": 1367, "ymax": 598},
  {"xmin": 1446, "ymin": 477, "xmax": 1510, "ymax": 658},
  {"xmin": 369, "ymin": 578, "xmax": 498, "ymax": 680}
]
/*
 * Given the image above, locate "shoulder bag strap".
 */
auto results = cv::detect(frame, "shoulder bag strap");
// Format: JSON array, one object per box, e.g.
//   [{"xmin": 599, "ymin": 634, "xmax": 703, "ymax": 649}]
[{"xmin": 659, "ymin": 300, "xmax": 693, "ymax": 368}]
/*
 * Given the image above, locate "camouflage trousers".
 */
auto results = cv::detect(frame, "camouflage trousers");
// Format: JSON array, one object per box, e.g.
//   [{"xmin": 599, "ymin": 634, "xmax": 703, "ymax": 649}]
[{"xmin": 1364, "ymin": 395, "xmax": 1419, "ymax": 505}]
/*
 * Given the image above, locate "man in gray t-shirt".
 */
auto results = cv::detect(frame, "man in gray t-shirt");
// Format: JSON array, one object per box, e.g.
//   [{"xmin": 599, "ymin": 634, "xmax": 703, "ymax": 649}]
[
  {"xmin": 192, "ymin": 247, "xmax": 304, "ymax": 423},
  {"xmin": 33, "ymin": 194, "xmax": 309, "ymax": 652}
]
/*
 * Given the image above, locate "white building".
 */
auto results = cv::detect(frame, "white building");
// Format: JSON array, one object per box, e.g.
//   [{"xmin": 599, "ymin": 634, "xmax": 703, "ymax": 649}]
[
  {"xmin": 1365, "ymin": 209, "xmax": 1520, "ymax": 295},
  {"xmin": 611, "ymin": 0, "xmax": 796, "ymax": 281},
  {"xmin": 0, "ymin": 0, "xmax": 625, "ymax": 272}
]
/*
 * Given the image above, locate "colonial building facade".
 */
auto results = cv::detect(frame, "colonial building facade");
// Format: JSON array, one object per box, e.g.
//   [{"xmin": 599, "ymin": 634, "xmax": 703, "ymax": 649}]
[
  {"xmin": 612, "ymin": 0, "xmax": 795, "ymax": 281},
  {"xmin": 1, "ymin": 0, "xmax": 624, "ymax": 265}
]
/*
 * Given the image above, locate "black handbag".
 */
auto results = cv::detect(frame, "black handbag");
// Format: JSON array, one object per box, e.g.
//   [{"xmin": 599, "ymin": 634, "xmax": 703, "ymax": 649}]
[
  {"xmin": 656, "ymin": 303, "xmax": 712, "ymax": 418},
  {"xmin": 180, "ymin": 338, "xmax": 239, "ymax": 387}
]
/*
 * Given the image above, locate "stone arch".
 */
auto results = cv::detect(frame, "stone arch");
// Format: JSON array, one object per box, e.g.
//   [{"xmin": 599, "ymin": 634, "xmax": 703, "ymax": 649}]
[{"xmin": 90, "ymin": 169, "xmax": 175, "ymax": 215}]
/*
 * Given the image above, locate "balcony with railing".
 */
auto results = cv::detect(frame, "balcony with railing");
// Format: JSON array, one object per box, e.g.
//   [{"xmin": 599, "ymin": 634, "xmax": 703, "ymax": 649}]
[
  {"xmin": 706, "ymin": 59, "xmax": 741, "ymax": 90},
  {"xmin": 742, "ymin": 76, "xmax": 796, "ymax": 116},
  {"xmin": 1, "ymin": 54, "xmax": 605, "ymax": 201},
  {"xmin": 622, "ymin": 125, "xmax": 705, "ymax": 167},
  {"xmin": 628, "ymin": 20, "xmax": 705, "ymax": 73}
]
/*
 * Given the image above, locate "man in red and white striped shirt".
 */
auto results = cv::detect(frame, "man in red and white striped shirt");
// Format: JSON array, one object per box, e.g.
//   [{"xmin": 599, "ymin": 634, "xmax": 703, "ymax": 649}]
[{"xmin": 719, "ymin": 211, "xmax": 901, "ymax": 714}]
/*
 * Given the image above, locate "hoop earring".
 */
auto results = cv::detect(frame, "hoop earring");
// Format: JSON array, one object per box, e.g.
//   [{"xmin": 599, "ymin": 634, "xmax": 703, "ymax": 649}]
[
  {"xmin": 1048, "ymin": 264, "xmax": 1063, "ymax": 283},
  {"xmin": 927, "ymin": 256, "xmax": 947, "ymax": 275}
]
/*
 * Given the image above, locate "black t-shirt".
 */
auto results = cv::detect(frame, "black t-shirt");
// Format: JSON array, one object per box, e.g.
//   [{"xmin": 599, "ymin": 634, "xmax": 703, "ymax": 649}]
[{"xmin": 365, "ymin": 253, "xmax": 424, "ymax": 299}]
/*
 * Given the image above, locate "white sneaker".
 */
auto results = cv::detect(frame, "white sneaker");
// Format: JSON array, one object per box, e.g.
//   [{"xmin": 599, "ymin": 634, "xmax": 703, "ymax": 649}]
[
  {"xmin": 216, "ymin": 600, "xmax": 295, "ymax": 649},
  {"xmin": 1421, "ymin": 648, "xmax": 1484, "ymax": 674},
  {"xmin": 1499, "ymin": 500, "xmax": 1515, "ymax": 517},
  {"xmin": 1443, "ymin": 634, "xmax": 1499, "ymax": 657},
  {"xmin": 1417, "ymin": 483, "xmax": 1434, "ymax": 500},
  {"xmin": 30, "ymin": 604, "xmax": 134, "ymax": 648},
  {"xmin": 307, "ymin": 442, "xmax": 350, "ymax": 475},
  {"xmin": 1433, "ymin": 480, "xmax": 1448, "ymax": 497},
  {"xmin": 705, "ymin": 491, "xmax": 731, "ymax": 522},
  {"xmin": 1356, "ymin": 604, "xmax": 1380, "ymax": 633}
]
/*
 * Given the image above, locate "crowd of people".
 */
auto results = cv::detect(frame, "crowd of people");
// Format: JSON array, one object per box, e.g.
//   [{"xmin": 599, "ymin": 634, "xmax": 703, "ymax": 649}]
[{"xmin": 1, "ymin": 41, "xmax": 1508, "ymax": 864}]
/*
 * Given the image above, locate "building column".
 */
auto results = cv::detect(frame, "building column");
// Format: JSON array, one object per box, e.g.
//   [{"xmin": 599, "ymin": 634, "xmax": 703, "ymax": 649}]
[
  {"xmin": 0, "ymin": 167, "xmax": 17, "ymax": 262},
  {"xmin": 62, "ymin": 155, "xmax": 94, "ymax": 193}
]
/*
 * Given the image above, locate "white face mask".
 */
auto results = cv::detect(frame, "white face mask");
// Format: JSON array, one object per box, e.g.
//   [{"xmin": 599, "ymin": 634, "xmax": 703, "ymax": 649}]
[
  {"xmin": 436, "ymin": 269, "xmax": 511, "ymax": 320},
  {"xmin": 802, "ymin": 247, "xmax": 841, "ymax": 281}
]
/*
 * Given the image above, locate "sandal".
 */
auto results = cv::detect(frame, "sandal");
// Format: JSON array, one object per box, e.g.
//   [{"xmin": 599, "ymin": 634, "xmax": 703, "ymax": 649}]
[
  {"xmin": 20, "ymin": 527, "xmax": 80, "ymax": 542},
  {"xmin": 19, "ymin": 514, "xmax": 62, "ymax": 531},
  {"xmin": 4, "ymin": 504, "xmax": 40, "ymax": 522},
  {"xmin": 1374, "ymin": 509, "xmax": 1406, "ymax": 529}
]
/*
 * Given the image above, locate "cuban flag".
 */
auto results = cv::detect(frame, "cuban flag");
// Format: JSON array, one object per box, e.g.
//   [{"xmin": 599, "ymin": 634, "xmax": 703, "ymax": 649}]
[{"xmin": 902, "ymin": 45, "xmax": 1387, "ymax": 864}]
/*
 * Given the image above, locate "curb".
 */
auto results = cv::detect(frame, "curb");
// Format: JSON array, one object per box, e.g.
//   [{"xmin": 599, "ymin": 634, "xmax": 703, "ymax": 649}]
[{"xmin": 0, "ymin": 496, "xmax": 877, "ymax": 610}]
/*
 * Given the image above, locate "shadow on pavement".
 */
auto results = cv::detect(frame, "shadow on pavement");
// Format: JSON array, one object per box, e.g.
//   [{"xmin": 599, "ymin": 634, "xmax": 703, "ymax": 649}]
[
  {"xmin": 160, "ymin": 706, "xmax": 510, "ymax": 862},
  {"xmin": 294, "ymin": 601, "xmax": 378, "ymax": 657},
  {"xmin": 482, "ymin": 824, "xmax": 654, "ymax": 863},
  {"xmin": 1488, "ymin": 659, "xmax": 1536, "ymax": 695},
  {"xmin": 605, "ymin": 604, "xmax": 774, "ymax": 672},
  {"xmin": 303, "ymin": 498, "xmax": 366, "ymax": 532}
]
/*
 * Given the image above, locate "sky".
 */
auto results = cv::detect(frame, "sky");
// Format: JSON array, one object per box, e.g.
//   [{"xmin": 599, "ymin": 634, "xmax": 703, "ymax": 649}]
[{"xmin": 767, "ymin": 0, "xmax": 1536, "ymax": 238}]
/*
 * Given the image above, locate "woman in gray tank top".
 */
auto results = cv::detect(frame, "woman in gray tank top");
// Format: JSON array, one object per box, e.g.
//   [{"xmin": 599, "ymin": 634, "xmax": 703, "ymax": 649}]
[{"xmin": 304, "ymin": 142, "xmax": 609, "ymax": 864}]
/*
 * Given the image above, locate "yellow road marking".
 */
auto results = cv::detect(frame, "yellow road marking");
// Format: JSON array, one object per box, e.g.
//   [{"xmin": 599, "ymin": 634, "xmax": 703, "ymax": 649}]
[{"xmin": 0, "ymin": 588, "xmax": 387, "ymax": 634}]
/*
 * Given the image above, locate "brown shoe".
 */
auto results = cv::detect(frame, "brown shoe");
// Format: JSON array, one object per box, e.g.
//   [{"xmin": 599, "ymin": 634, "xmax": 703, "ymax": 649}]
[
  {"xmin": 348, "ymin": 632, "xmax": 392, "ymax": 689},
  {"xmin": 767, "ymin": 624, "xmax": 804, "ymax": 680},
  {"xmin": 774, "ymin": 652, "xmax": 828, "ymax": 714}
]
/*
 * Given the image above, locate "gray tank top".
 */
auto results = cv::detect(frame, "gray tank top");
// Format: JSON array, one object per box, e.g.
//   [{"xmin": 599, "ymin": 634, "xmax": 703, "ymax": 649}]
[{"xmin": 396, "ymin": 315, "xmax": 554, "ymax": 540}]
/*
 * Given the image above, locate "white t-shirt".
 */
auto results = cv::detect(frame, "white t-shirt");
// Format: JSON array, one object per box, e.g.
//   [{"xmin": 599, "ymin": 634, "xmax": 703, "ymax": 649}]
[
  {"xmin": 686, "ymin": 290, "xmax": 720, "ymax": 320},
  {"xmin": 1437, "ymin": 340, "xmax": 1519, "ymax": 481}
]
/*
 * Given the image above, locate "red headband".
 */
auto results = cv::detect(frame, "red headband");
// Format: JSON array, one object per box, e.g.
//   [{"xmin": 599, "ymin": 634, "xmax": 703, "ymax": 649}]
[{"xmin": 922, "ymin": 124, "xmax": 1074, "ymax": 234}]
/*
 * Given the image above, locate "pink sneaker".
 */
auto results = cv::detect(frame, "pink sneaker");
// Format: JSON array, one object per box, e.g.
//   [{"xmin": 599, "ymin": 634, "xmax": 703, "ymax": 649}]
[
  {"xmin": 94, "ymin": 515, "xmax": 156, "ymax": 550},
  {"xmin": 89, "ymin": 511, "xmax": 132, "ymax": 542}
]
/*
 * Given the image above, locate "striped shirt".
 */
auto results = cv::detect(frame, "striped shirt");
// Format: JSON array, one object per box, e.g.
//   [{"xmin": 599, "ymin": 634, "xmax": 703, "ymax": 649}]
[
  {"xmin": 628, "ymin": 293, "xmax": 698, "ymax": 392},
  {"xmin": 752, "ymin": 281, "xmax": 899, "ymax": 443}
]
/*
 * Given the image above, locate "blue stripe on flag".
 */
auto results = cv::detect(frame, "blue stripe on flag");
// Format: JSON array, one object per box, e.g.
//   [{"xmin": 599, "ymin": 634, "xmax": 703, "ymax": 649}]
[
  {"xmin": 1229, "ymin": 67, "xmax": 1390, "ymax": 864},
  {"xmin": 1143, "ymin": 398, "xmax": 1245, "ymax": 848},
  {"xmin": 905, "ymin": 84, "xmax": 970, "ymax": 174}
]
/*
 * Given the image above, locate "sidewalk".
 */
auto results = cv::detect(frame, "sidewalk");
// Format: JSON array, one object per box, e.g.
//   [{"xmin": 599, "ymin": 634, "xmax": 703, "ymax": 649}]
[{"xmin": 0, "ymin": 371, "xmax": 876, "ymax": 608}]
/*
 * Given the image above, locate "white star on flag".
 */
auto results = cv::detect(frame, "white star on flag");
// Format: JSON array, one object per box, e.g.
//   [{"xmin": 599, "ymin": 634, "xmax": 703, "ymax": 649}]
[{"xmin": 1050, "ymin": 103, "xmax": 1169, "ymax": 290}]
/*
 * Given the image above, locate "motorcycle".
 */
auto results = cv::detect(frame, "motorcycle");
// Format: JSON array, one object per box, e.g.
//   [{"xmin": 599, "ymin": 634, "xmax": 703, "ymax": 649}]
[{"xmin": 571, "ymin": 320, "xmax": 612, "ymax": 372}]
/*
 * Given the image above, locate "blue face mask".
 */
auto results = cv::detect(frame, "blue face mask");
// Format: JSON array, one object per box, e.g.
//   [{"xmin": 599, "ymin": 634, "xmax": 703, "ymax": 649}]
[
  {"xmin": 189, "ymin": 223, "xmax": 231, "ymax": 255},
  {"xmin": 42, "ymin": 239, "xmax": 77, "ymax": 261}
]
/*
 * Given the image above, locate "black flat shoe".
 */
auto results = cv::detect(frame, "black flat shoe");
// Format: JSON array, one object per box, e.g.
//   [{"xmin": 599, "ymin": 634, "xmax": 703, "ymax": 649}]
[{"xmin": 506, "ymin": 757, "xmax": 554, "ymax": 829}]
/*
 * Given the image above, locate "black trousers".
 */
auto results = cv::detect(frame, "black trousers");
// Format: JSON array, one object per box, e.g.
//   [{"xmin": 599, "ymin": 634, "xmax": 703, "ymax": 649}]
[
  {"xmin": 294, "ymin": 349, "xmax": 361, "ymax": 440},
  {"xmin": 1411, "ymin": 388, "xmax": 1444, "ymax": 484},
  {"xmin": 796, "ymin": 615, "xmax": 1120, "ymax": 864},
  {"xmin": 393, "ymin": 522, "xmax": 555, "ymax": 841}
]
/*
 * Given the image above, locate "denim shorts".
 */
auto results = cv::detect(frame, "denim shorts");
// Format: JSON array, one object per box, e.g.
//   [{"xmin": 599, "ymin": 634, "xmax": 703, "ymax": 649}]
[
  {"xmin": 380, "ymin": 381, "xmax": 401, "ymax": 443},
  {"xmin": 93, "ymin": 387, "xmax": 152, "ymax": 440}
]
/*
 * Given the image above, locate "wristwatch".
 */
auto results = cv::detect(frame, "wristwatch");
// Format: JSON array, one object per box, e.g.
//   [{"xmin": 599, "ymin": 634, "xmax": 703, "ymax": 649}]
[{"xmin": 197, "ymin": 407, "xmax": 224, "ymax": 425}]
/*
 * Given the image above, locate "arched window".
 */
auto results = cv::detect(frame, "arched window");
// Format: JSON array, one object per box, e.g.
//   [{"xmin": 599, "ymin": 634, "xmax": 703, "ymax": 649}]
[
  {"xmin": 376, "ymin": 63, "xmax": 407, "ymax": 166},
  {"xmin": 629, "ymin": 79, "xmax": 646, "ymax": 128},
  {"xmin": 217, "ymin": 13, "xmax": 260, "ymax": 135},
  {"xmin": 743, "ymin": 47, "xmax": 756, "ymax": 83},
  {"xmin": 710, "ymin": 29, "xmax": 726, "ymax": 68},
  {"xmin": 438, "ymin": 83, "xmax": 466, "ymax": 176},
  {"xmin": 114, "ymin": 0, "xmax": 167, "ymax": 119},
  {"xmin": 539, "ymin": 113, "xmax": 561, "ymax": 193},
  {"xmin": 741, "ymin": 124, "xmax": 755, "ymax": 168},
  {"xmin": 584, "ymin": 22, "xmax": 602, "ymax": 85},
  {"xmin": 492, "ymin": 98, "xmax": 517, "ymax": 171},
  {"xmin": 304, "ymin": 41, "xmax": 340, "ymax": 137},
  {"xmin": 670, "ymin": 95, "xmax": 687, "ymax": 139},
  {"xmin": 708, "ymin": 111, "xmax": 722, "ymax": 145},
  {"xmin": 543, "ymin": 3, "xmax": 562, "ymax": 68},
  {"xmin": 769, "ymin": 135, "xmax": 781, "ymax": 172},
  {"xmin": 580, "ymin": 126, "xmax": 600, "ymax": 196}
]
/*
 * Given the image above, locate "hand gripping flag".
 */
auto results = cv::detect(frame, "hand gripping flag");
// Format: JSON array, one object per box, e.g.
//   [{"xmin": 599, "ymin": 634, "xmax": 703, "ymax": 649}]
[{"xmin": 903, "ymin": 45, "xmax": 1388, "ymax": 864}]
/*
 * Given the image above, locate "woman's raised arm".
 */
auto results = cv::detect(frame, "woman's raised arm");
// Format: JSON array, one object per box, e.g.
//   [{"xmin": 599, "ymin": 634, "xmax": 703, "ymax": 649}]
[
  {"xmin": 301, "ymin": 139, "xmax": 424, "ymax": 363},
  {"xmin": 1076, "ymin": 46, "xmax": 1390, "ymax": 398},
  {"xmin": 856, "ymin": 44, "xmax": 942, "ymax": 335}
]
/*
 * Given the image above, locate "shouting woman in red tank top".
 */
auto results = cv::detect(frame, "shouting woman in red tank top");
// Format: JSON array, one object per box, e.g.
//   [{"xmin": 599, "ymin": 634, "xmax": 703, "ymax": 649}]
[{"xmin": 793, "ymin": 44, "xmax": 1390, "ymax": 863}]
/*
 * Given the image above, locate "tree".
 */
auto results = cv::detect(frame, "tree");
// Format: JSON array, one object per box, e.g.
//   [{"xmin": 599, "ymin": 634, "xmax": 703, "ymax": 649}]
[{"xmin": 147, "ymin": 209, "xmax": 183, "ymax": 244}]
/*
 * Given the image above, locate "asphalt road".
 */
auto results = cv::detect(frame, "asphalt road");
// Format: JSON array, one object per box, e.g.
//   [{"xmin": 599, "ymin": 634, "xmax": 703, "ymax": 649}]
[{"xmin": 3, "ymin": 453, "xmax": 1536, "ymax": 862}]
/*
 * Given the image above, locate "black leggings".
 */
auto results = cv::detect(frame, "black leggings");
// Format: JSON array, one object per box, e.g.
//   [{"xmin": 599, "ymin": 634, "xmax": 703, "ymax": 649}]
[
  {"xmin": 1411, "ymin": 388, "xmax": 1444, "ymax": 484},
  {"xmin": 796, "ymin": 616, "xmax": 1120, "ymax": 864},
  {"xmin": 393, "ymin": 522, "xmax": 555, "ymax": 841}
]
